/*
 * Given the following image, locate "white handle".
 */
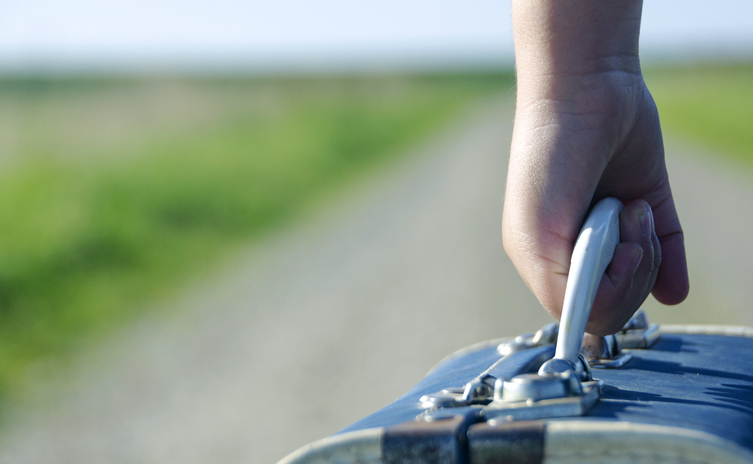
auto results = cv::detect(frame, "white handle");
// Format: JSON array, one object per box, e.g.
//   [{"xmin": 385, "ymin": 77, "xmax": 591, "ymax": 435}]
[{"xmin": 552, "ymin": 197, "xmax": 622, "ymax": 368}]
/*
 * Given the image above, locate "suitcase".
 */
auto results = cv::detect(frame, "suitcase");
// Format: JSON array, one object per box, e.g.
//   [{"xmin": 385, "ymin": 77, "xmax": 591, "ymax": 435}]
[
  {"xmin": 278, "ymin": 199, "xmax": 753, "ymax": 463},
  {"xmin": 278, "ymin": 315, "xmax": 753, "ymax": 463}
]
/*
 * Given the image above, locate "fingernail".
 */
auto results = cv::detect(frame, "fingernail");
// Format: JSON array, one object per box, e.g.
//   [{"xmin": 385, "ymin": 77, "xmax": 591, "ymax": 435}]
[
  {"xmin": 632, "ymin": 248, "xmax": 644, "ymax": 273},
  {"xmin": 640, "ymin": 208, "xmax": 652, "ymax": 237}
]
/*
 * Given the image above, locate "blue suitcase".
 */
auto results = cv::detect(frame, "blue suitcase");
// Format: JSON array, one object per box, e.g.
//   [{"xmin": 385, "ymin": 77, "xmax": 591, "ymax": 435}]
[{"xmin": 279, "ymin": 314, "xmax": 753, "ymax": 463}]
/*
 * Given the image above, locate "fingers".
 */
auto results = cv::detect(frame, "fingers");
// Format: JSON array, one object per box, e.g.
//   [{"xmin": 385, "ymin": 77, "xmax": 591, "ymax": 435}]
[
  {"xmin": 649, "ymin": 193, "xmax": 689, "ymax": 305},
  {"xmin": 587, "ymin": 200, "xmax": 660, "ymax": 335}
]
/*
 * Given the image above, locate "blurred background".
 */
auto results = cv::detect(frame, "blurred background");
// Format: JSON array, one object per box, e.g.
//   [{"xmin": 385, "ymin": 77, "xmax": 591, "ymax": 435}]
[{"xmin": 0, "ymin": 1, "xmax": 752, "ymax": 463}]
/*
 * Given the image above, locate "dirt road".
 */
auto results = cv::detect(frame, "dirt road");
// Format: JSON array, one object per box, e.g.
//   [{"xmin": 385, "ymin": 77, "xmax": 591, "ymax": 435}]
[{"xmin": 0, "ymin": 95, "xmax": 751, "ymax": 464}]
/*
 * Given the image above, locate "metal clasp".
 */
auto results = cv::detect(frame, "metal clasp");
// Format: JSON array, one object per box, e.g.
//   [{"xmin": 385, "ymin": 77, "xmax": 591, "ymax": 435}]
[
  {"xmin": 497, "ymin": 322, "xmax": 558, "ymax": 356},
  {"xmin": 419, "ymin": 375, "xmax": 496, "ymax": 409},
  {"xmin": 483, "ymin": 373, "xmax": 603, "ymax": 422},
  {"xmin": 615, "ymin": 310, "xmax": 660, "ymax": 349}
]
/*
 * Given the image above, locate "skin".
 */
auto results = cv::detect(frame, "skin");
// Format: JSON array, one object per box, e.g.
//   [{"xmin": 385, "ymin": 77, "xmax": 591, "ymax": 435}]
[{"xmin": 502, "ymin": 0, "xmax": 689, "ymax": 336}]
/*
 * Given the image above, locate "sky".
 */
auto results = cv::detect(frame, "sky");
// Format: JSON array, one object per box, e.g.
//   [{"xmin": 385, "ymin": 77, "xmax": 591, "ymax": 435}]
[{"xmin": 1, "ymin": 0, "xmax": 752, "ymax": 73}]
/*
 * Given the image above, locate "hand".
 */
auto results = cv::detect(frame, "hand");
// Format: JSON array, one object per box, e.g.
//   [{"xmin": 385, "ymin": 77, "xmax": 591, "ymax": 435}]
[{"xmin": 502, "ymin": 0, "xmax": 689, "ymax": 336}]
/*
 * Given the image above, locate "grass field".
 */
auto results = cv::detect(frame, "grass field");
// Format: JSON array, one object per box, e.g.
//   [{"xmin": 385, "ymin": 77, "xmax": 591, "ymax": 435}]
[
  {"xmin": 645, "ymin": 63, "xmax": 753, "ymax": 166},
  {"xmin": 0, "ymin": 73, "xmax": 512, "ymax": 405}
]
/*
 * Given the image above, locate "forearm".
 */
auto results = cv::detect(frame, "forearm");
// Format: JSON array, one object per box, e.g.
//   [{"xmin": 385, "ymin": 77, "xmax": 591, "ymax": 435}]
[{"xmin": 512, "ymin": 0, "xmax": 644, "ymax": 104}]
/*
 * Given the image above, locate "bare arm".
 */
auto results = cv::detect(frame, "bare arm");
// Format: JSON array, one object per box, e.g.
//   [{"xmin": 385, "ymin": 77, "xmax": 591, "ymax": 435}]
[{"xmin": 502, "ymin": 0, "xmax": 689, "ymax": 335}]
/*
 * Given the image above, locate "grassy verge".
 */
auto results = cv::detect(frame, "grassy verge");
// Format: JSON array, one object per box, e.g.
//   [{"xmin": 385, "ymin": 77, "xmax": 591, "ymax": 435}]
[
  {"xmin": 0, "ymin": 73, "xmax": 512, "ymax": 403},
  {"xmin": 645, "ymin": 63, "xmax": 753, "ymax": 166}
]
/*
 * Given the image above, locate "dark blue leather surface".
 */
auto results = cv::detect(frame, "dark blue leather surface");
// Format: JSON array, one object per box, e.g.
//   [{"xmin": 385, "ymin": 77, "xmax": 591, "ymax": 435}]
[
  {"xmin": 592, "ymin": 334, "xmax": 753, "ymax": 449},
  {"xmin": 341, "ymin": 333, "xmax": 753, "ymax": 451}
]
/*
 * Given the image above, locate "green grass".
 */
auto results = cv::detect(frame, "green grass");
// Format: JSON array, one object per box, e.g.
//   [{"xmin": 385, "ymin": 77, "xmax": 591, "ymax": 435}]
[
  {"xmin": 645, "ymin": 63, "xmax": 753, "ymax": 166},
  {"xmin": 0, "ymin": 73, "xmax": 512, "ymax": 403}
]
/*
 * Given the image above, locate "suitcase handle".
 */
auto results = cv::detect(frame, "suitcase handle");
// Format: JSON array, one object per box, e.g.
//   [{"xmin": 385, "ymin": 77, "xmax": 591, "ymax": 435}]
[
  {"xmin": 420, "ymin": 198, "xmax": 649, "ymax": 420},
  {"xmin": 540, "ymin": 197, "xmax": 622, "ymax": 375}
]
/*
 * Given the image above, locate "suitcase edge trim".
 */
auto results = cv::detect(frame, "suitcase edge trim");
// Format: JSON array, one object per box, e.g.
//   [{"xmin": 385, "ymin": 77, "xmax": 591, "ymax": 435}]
[{"xmin": 277, "ymin": 420, "xmax": 753, "ymax": 464}]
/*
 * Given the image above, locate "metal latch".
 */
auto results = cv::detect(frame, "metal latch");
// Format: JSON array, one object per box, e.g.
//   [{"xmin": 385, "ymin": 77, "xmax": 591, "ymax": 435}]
[
  {"xmin": 497, "ymin": 323, "xmax": 558, "ymax": 356},
  {"xmin": 614, "ymin": 310, "xmax": 660, "ymax": 349}
]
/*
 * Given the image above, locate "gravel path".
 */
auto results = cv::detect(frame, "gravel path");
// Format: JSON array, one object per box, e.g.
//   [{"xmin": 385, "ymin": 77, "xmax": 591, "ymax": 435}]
[
  {"xmin": 641, "ymin": 137, "xmax": 753, "ymax": 327},
  {"xmin": 0, "ymin": 95, "xmax": 751, "ymax": 464}
]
